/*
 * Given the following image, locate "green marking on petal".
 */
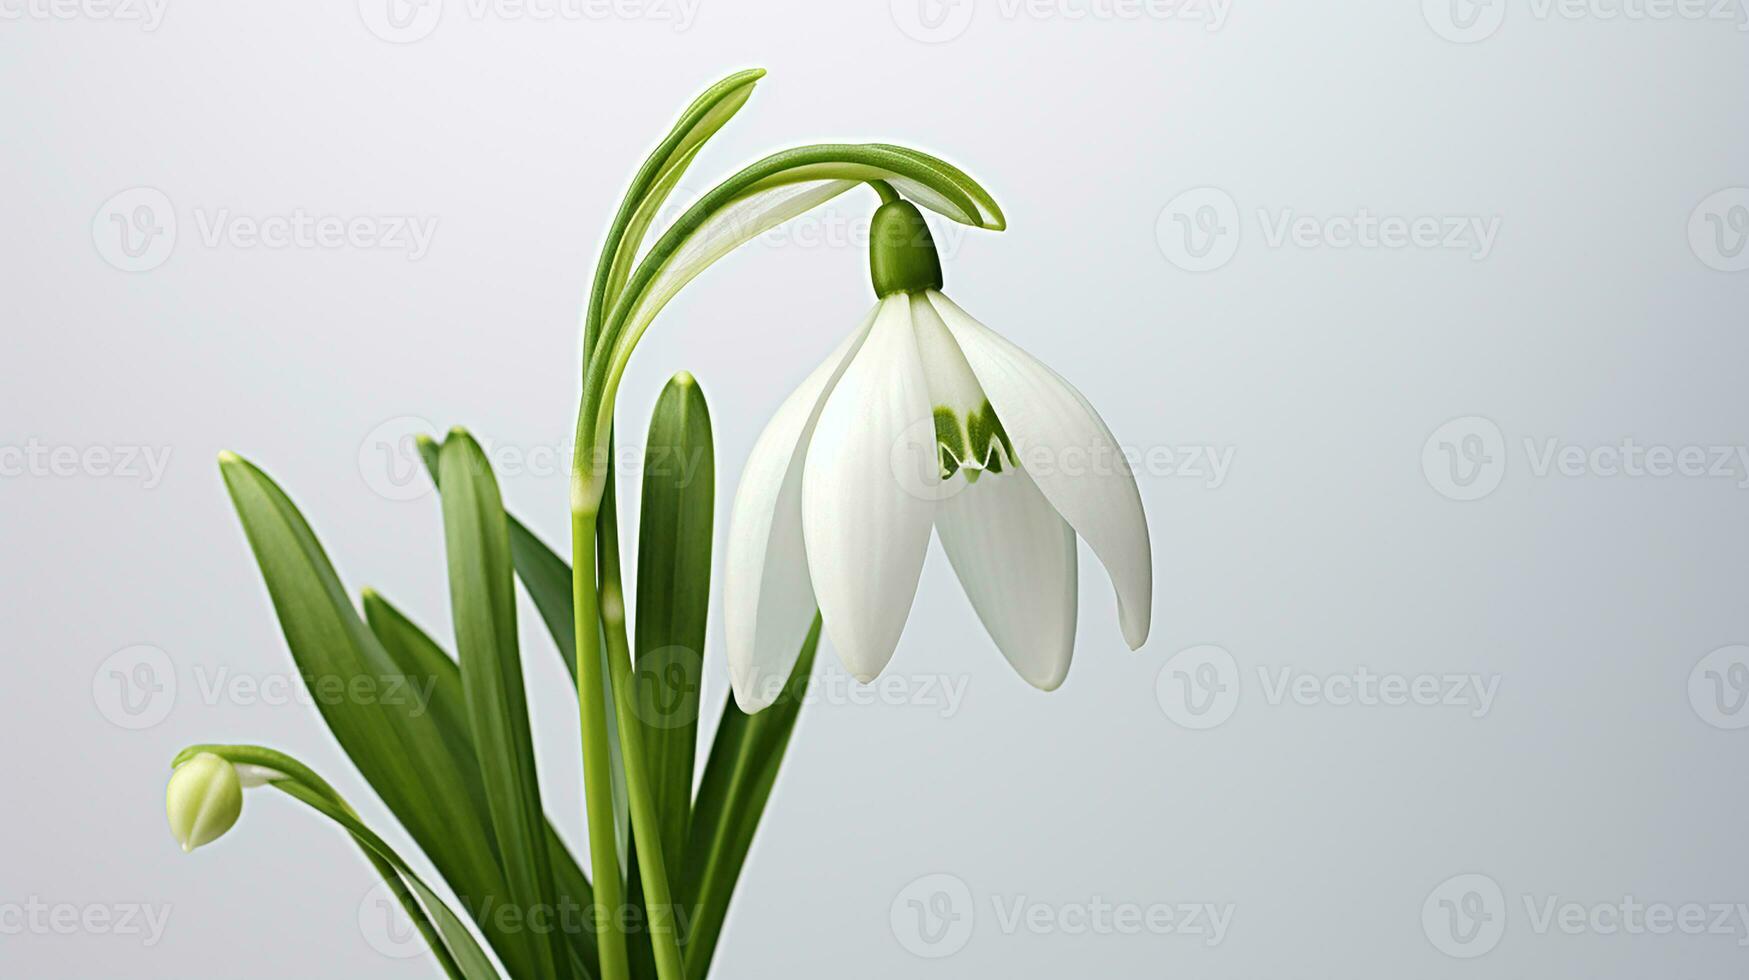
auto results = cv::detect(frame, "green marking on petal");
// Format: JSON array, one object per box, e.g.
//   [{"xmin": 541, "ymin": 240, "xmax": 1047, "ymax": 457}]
[
  {"xmin": 966, "ymin": 400, "xmax": 1012, "ymax": 473},
  {"xmin": 933, "ymin": 406, "xmax": 965, "ymax": 480},
  {"xmin": 935, "ymin": 400, "xmax": 1014, "ymax": 481}
]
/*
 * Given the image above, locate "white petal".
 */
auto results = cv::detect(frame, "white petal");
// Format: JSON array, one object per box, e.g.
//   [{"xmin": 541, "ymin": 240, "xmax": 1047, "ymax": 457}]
[
  {"xmin": 725, "ymin": 307, "xmax": 878, "ymax": 713},
  {"xmin": 936, "ymin": 466, "xmax": 1078, "ymax": 690},
  {"xmin": 801, "ymin": 295, "xmax": 937, "ymax": 682},
  {"xmin": 925, "ymin": 290, "xmax": 1153, "ymax": 648}
]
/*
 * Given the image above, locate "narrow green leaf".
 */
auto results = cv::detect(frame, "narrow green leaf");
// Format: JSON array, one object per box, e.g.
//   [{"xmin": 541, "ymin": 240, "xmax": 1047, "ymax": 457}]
[
  {"xmin": 680, "ymin": 615, "xmax": 820, "ymax": 979},
  {"xmin": 171, "ymin": 744, "xmax": 499, "ymax": 980},
  {"xmin": 419, "ymin": 433, "xmax": 578, "ymax": 681},
  {"xmin": 595, "ymin": 68, "xmax": 766, "ymax": 330},
  {"xmin": 362, "ymin": 590, "xmax": 601, "ymax": 978},
  {"xmin": 215, "ymin": 452, "xmax": 526, "ymax": 974},
  {"xmin": 438, "ymin": 429, "xmax": 567, "ymax": 980},
  {"xmin": 634, "ymin": 373, "xmax": 714, "ymax": 876},
  {"xmin": 417, "ymin": 434, "xmax": 631, "ymax": 874}
]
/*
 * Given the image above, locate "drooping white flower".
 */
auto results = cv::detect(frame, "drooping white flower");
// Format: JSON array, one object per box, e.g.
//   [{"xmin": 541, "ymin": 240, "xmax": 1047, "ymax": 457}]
[{"xmin": 726, "ymin": 199, "xmax": 1151, "ymax": 712}]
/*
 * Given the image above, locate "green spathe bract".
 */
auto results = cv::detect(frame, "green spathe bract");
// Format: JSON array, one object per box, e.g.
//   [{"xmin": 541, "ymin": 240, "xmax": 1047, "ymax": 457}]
[{"xmin": 170, "ymin": 68, "xmax": 1004, "ymax": 980}]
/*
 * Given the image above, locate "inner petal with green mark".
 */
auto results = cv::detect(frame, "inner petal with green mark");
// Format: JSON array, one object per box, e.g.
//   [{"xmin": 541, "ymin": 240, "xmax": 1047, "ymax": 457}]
[{"xmin": 911, "ymin": 293, "xmax": 1015, "ymax": 482}]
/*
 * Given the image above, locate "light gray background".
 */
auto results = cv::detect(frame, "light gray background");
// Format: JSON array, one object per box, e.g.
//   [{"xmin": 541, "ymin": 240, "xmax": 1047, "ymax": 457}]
[{"xmin": 4, "ymin": 0, "xmax": 1749, "ymax": 976}]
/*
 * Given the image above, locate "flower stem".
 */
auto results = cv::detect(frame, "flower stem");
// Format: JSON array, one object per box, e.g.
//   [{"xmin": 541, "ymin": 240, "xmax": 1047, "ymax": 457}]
[
  {"xmin": 594, "ymin": 455, "xmax": 688, "ymax": 980},
  {"xmin": 598, "ymin": 562, "xmax": 689, "ymax": 980},
  {"xmin": 572, "ymin": 509, "xmax": 631, "ymax": 980}
]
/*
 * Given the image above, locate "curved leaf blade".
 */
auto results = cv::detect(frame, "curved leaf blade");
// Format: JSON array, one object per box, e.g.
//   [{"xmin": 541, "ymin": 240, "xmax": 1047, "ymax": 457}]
[
  {"xmin": 680, "ymin": 615, "xmax": 820, "ymax": 979},
  {"xmin": 634, "ymin": 373, "xmax": 714, "ymax": 869},
  {"xmin": 438, "ymin": 429, "xmax": 567, "ymax": 980},
  {"xmin": 363, "ymin": 590, "xmax": 601, "ymax": 979},
  {"xmin": 172, "ymin": 744, "xmax": 499, "ymax": 980},
  {"xmin": 215, "ymin": 452, "xmax": 524, "ymax": 971}
]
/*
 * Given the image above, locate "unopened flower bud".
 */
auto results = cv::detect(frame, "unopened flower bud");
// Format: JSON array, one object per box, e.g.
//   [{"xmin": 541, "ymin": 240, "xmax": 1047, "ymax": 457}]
[{"xmin": 166, "ymin": 752, "xmax": 242, "ymax": 853}]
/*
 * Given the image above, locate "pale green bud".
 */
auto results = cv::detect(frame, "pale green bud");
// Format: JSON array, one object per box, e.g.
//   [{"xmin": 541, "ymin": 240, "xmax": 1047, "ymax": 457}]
[{"xmin": 166, "ymin": 752, "xmax": 242, "ymax": 853}]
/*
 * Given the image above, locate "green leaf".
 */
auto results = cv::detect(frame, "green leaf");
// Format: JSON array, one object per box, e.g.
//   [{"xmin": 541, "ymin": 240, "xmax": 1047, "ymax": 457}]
[
  {"xmin": 416, "ymin": 434, "xmax": 631, "ymax": 875},
  {"xmin": 594, "ymin": 68, "xmax": 766, "ymax": 336},
  {"xmin": 171, "ymin": 744, "xmax": 499, "ymax": 980},
  {"xmin": 633, "ymin": 373, "xmax": 714, "ymax": 876},
  {"xmin": 215, "ymin": 452, "xmax": 526, "ymax": 973},
  {"xmin": 680, "ymin": 615, "xmax": 820, "ymax": 979},
  {"xmin": 418, "ymin": 433, "xmax": 579, "ymax": 682},
  {"xmin": 438, "ymin": 429, "xmax": 567, "ymax": 980},
  {"xmin": 362, "ymin": 590, "xmax": 600, "ymax": 978}
]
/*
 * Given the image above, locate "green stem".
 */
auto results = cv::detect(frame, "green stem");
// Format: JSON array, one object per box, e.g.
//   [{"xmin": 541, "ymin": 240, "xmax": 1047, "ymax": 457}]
[
  {"xmin": 598, "ymin": 567, "xmax": 688, "ymax": 980},
  {"xmin": 573, "ymin": 512, "xmax": 630, "ymax": 980}
]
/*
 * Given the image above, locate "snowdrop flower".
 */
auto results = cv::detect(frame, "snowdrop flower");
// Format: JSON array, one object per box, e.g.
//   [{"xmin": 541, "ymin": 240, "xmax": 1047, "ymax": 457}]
[{"xmin": 727, "ymin": 198, "xmax": 1151, "ymax": 712}]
